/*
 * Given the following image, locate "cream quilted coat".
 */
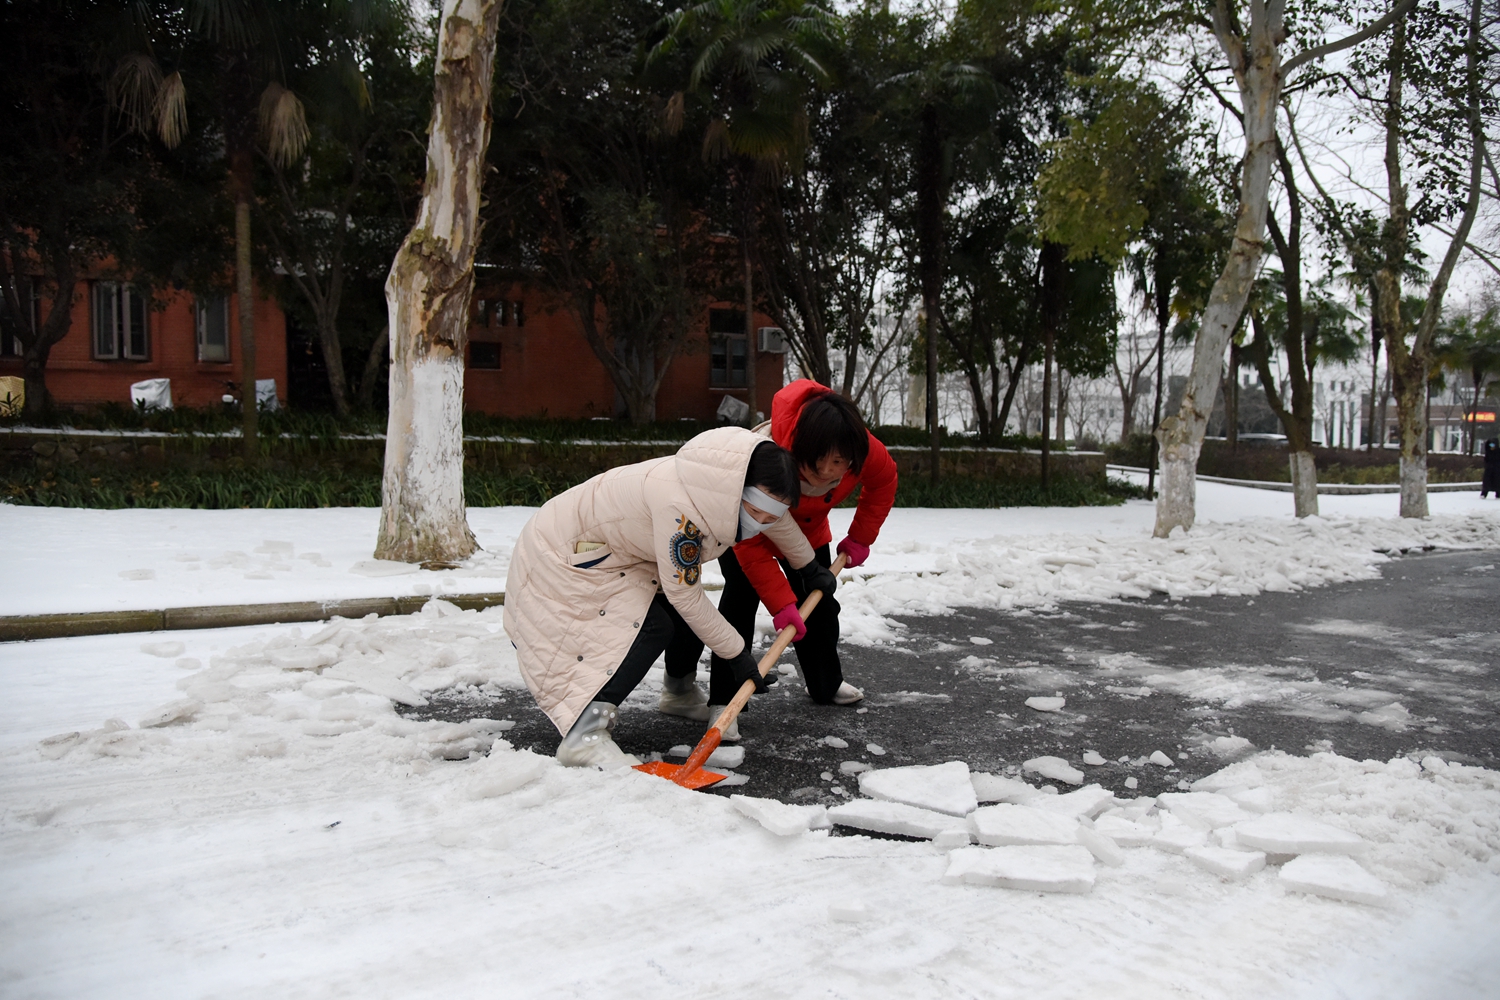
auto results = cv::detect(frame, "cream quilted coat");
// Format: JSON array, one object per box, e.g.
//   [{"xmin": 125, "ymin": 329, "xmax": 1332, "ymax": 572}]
[{"xmin": 504, "ymin": 427, "xmax": 813, "ymax": 734}]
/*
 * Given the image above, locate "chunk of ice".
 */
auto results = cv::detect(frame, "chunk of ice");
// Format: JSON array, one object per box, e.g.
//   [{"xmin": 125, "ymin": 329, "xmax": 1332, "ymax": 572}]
[
  {"xmin": 1033, "ymin": 784, "xmax": 1116, "ymax": 819},
  {"xmin": 1081, "ymin": 750, "xmax": 1107, "ymax": 766},
  {"xmin": 970, "ymin": 772, "xmax": 1041, "ymax": 804},
  {"xmin": 707, "ymin": 745, "xmax": 744, "ymax": 769},
  {"xmin": 468, "ymin": 749, "xmax": 549, "ymax": 799},
  {"xmin": 1025, "ymin": 696, "xmax": 1066, "ymax": 713},
  {"xmin": 1155, "ymin": 792, "xmax": 1253, "ymax": 830},
  {"xmin": 839, "ymin": 760, "xmax": 872, "ymax": 775},
  {"xmin": 1093, "ymin": 813, "xmax": 1159, "ymax": 847},
  {"xmin": 968, "ymin": 636, "xmax": 994, "ymax": 645},
  {"xmin": 866, "ymin": 743, "xmax": 886, "ymax": 756},
  {"xmin": 1226, "ymin": 786, "xmax": 1274, "ymax": 813},
  {"xmin": 1185, "ymin": 845, "xmax": 1266, "ymax": 879},
  {"xmin": 1022, "ymin": 756, "xmax": 1084, "ymax": 785},
  {"xmin": 1279, "ymin": 855, "xmax": 1387, "ymax": 905},
  {"xmin": 823, "ymin": 736, "xmax": 849, "ymax": 749},
  {"xmin": 1191, "ymin": 762, "xmax": 1266, "ymax": 792},
  {"xmin": 858, "ymin": 760, "xmax": 977, "ymax": 817},
  {"xmin": 942, "ymin": 845, "xmax": 1095, "ymax": 894},
  {"xmin": 932, "ymin": 829, "xmax": 972, "ymax": 850},
  {"xmin": 827, "ymin": 799, "xmax": 964, "ymax": 840},
  {"xmin": 1150, "ymin": 820, "xmax": 1209, "ymax": 854},
  {"xmin": 1233, "ymin": 813, "xmax": 1366, "ymax": 856},
  {"xmin": 1148, "ymin": 750, "xmax": 1175, "ymax": 767},
  {"xmin": 140, "ymin": 641, "xmax": 186, "ymax": 658},
  {"xmin": 1076, "ymin": 827, "xmax": 1125, "ymax": 867},
  {"xmin": 731, "ymin": 795, "xmax": 830, "ymax": 836},
  {"xmin": 970, "ymin": 804, "xmax": 1079, "ymax": 846}
]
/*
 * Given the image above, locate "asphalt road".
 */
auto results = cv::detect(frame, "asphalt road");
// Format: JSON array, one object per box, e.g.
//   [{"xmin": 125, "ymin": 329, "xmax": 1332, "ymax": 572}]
[{"xmin": 405, "ymin": 549, "xmax": 1499, "ymax": 806}]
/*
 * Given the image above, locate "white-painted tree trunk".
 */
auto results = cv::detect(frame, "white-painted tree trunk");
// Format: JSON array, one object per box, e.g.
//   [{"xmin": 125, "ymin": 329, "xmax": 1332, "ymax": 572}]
[
  {"xmin": 1153, "ymin": 2, "xmax": 1282, "ymax": 537},
  {"xmin": 1289, "ymin": 450, "xmax": 1318, "ymax": 518},
  {"xmin": 375, "ymin": 0, "xmax": 502, "ymax": 564}
]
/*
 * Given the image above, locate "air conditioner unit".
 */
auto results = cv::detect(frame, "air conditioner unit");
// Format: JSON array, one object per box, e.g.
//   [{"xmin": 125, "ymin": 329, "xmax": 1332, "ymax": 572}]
[{"xmin": 757, "ymin": 327, "xmax": 787, "ymax": 353}]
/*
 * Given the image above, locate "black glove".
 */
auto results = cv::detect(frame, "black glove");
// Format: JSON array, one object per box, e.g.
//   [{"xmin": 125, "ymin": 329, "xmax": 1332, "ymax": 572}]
[
  {"xmin": 728, "ymin": 648, "xmax": 771, "ymax": 693},
  {"xmin": 797, "ymin": 559, "xmax": 837, "ymax": 597}
]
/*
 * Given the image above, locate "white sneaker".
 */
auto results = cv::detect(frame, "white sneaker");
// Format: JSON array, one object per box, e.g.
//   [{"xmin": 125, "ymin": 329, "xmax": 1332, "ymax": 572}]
[
  {"xmin": 556, "ymin": 702, "xmax": 642, "ymax": 768},
  {"xmin": 706, "ymin": 705, "xmax": 741, "ymax": 741},
  {"xmin": 658, "ymin": 676, "xmax": 710, "ymax": 722},
  {"xmin": 832, "ymin": 682, "xmax": 864, "ymax": 705}
]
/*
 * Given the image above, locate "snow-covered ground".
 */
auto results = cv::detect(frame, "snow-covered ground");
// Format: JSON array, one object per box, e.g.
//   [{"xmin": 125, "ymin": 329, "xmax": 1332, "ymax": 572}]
[
  {"xmin": 2, "ymin": 481, "xmax": 1494, "ymax": 616},
  {"xmin": 3, "ymin": 488, "xmax": 1499, "ymax": 998}
]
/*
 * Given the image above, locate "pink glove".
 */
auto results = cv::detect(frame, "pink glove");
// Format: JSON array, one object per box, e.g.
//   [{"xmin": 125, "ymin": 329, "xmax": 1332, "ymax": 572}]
[
  {"xmin": 772, "ymin": 603, "xmax": 807, "ymax": 641},
  {"xmin": 836, "ymin": 537, "xmax": 870, "ymax": 568}
]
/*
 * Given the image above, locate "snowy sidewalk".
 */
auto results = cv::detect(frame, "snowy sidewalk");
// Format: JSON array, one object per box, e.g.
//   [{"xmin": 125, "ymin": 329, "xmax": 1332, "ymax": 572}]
[{"xmin": 2, "ymin": 482, "xmax": 1496, "ymax": 619}]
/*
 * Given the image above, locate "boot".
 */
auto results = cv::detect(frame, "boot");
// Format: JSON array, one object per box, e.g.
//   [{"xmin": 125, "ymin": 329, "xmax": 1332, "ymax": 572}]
[
  {"xmin": 657, "ymin": 672, "xmax": 710, "ymax": 722},
  {"xmin": 705, "ymin": 705, "xmax": 741, "ymax": 742},
  {"xmin": 832, "ymin": 681, "xmax": 864, "ymax": 706},
  {"xmin": 556, "ymin": 701, "xmax": 641, "ymax": 768}
]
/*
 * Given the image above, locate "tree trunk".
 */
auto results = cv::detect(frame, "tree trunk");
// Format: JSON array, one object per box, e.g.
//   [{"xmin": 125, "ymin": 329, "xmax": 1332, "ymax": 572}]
[
  {"xmin": 1038, "ymin": 241, "xmax": 1065, "ymax": 488},
  {"xmin": 743, "ymin": 234, "xmax": 758, "ymax": 423},
  {"xmin": 318, "ymin": 314, "xmax": 351, "ymax": 418},
  {"xmin": 1226, "ymin": 342, "xmax": 1240, "ymax": 449},
  {"xmin": 1041, "ymin": 331, "xmax": 1054, "ymax": 488},
  {"xmin": 376, "ymin": 0, "xmax": 501, "ymax": 564},
  {"xmin": 917, "ymin": 103, "xmax": 943, "ymax": 484},
  {"xmin": 235, "ymin": 196, "xmax": 258, "ymax": 460},
  {"xmin": 357, "ymin": 326, "xmax": 389, "ymax": 411},
  {"xmin": 1289, "ymin": 450, "xmax": 1319, "ymax": 517},
  {"xmin": 1154, "ymin": 1, "xmax": 1283, "ymax": 537}
]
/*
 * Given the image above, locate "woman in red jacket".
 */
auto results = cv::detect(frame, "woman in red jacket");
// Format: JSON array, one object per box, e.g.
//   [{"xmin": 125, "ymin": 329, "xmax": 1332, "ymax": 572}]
[{"xmin": 661, "ymin": 380, "xmax": 898, "ymax": 736}]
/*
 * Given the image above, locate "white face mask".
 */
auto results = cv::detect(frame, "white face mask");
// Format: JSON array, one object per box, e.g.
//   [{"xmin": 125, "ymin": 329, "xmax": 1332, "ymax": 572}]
[{"xmin": 738, "ymin": 485, "xmax": 789, "ymax": 541}]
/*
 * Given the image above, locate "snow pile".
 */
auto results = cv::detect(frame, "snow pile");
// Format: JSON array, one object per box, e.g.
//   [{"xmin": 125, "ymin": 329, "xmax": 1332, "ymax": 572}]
[{"xmin": 830, "ymin": 512, "xmax": 1500, "ymax": 645}]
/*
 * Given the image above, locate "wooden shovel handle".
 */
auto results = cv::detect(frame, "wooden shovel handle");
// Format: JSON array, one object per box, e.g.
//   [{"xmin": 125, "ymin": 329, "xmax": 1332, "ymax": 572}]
[
  {"xmin": 673, "ymin": 552, "xmax": 848, "ymax": 785},
  {"xmin": 715, "ymin": 551, "xmax": 849, "ymax": 733}
]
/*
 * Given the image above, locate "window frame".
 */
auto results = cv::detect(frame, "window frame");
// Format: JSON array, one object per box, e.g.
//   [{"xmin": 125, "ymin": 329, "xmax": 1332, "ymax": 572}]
[
  {"xmin": 707, "ymin": 308, "xmax": 747, "ymax": 388},
  {"xmin": 196, "ymin": 294, "xmax": 231, "ymax": 362},
  {"xmin": 92, "ymin": 281, "xmax": 150, "ymax": 361}
]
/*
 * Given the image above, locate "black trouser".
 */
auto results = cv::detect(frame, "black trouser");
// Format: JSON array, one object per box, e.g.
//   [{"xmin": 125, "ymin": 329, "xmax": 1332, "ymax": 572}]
[
  {"xmin": 663, "ymin": 545, "xmax": 845, "ymax": 705},
  {"xmin": 593, "ymin": 594, "xmax": 701, "ymax": 706}
]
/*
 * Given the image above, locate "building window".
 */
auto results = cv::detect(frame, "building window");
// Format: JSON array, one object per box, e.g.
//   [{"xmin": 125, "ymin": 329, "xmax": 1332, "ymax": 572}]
[
  {"xmin": 708, "ymin": 308, "xmax": 746, "ymax": 388},
  {"xmin": 469, "ymin": 342, "xmax": 501, "ymax": 369},
  {"xmin": 92, "ymin": 281, "xmax": 149, "ymax": 360},
  {"xmin": 196, "ymin": 295, "xmax": 230, "ymax": 362}
]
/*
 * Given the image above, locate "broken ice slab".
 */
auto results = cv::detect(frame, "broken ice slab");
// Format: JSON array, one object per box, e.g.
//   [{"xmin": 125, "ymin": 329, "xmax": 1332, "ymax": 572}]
[
  {"xmin": 970, "ymin": 804, "xmax": 1079, "ymax": 847},
  {"xmin": 1033, "ymin": 784, "xmax": 1116, "ymax": 819},
  {"xmin": 858, "ymin": 760, "xmax": 978, "ymax": 817},
  {"xmin": 1024, "ymin": 696, "xmax": 1065, "ymax": 713},
  {"xmin": 666, "ymin": 744, "xmax": 744, "ymax": 769},
  {"xmin": 839, "ymin": 760, "xmax": 872, "ymax": 775},
  {"xmin": 1022, "ymin": 755, "xmax": 1084, "ymax": 785},
  {"xmin": 1148, "ymin": 750, "xmax": 1175, "ymax": 767},
  {"xmin": 1184, "ymin": 845, "xmax": 1267, "ymax": 880},
  {"xmin": 970, "ymin": 772, "xmax": 1043, "ymax": 804},
  {"xmin": 1191, "ymin": 762, "xmax": 1267, "ymax": 792},
  {"xmin": 1149, "ymin": 818, "xmax": 1209, "ymax": 854},
  {"xmin": 1278, "ymin": 855, "xmax": 1388, "ymax": 905},
  {"xmin": 730, "ymin": 795, "xmax": 831, "ymax": 837},
  {"xmin": 1154, "ymin": 792, "xmax": 1254, "ymax": 830},
  {"xmin": 827, "ymin": 799, "xmax": 966, "ymax": 840},
  {"xmin": 1081, "ymin": 750, "xmax": 1107, "ymax": 766},
  {"xmin": 931, "ymin": 829, "xmax": 973, "ymax": 850},
  {"xmin": 1075, "ymin": 827, "xmax": 1125, "ymax": 867},
  {"xmin": 1093, "ymin": 813, "xmax": 1160, "ymax": 847},
  {"xmin": 942, "ymin": 845, "xmax": 1096, "ymax": 894},
  {"xmin": 1226, "ymin": 786, "xmax": 1274, "ymax": 813},
  {"xmin": 1233, "ymin": 813, "xmax": 1366, "ymax": 856}
]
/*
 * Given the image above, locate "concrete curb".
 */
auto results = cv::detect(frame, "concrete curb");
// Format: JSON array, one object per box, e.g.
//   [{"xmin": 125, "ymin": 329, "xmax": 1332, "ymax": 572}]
[
  {"xmin": 1106, "ymin": 465, "xmax": 1483, "ymax": 495},
  {"xmin": 0, "ymin": 593, "xmax": 506, "ymax": 643}
]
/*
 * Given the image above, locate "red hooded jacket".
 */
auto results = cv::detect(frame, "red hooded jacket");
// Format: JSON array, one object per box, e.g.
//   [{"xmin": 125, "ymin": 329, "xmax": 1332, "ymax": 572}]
[{"xmin": 733, "ymin": 379, "xmax": 898, "ymax": 613}]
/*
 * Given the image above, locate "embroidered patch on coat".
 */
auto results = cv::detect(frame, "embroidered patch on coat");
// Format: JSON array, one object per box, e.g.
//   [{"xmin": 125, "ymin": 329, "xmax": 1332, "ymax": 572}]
[{"xmin": 669, "ymin": 517, "xmax": 702, "ymax": 586}]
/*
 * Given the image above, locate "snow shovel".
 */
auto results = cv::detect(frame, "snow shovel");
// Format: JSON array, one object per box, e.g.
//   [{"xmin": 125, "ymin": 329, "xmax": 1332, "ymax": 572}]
[{"xmin": 635, "ymin": 553, "xmax": 849, "ymax": 790}]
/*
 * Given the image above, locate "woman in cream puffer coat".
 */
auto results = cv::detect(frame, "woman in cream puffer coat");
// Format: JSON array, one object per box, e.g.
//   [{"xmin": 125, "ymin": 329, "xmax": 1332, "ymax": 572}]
[{"xmin": 504, "ymin": 426, "xmax": 814, "ymax": 767}]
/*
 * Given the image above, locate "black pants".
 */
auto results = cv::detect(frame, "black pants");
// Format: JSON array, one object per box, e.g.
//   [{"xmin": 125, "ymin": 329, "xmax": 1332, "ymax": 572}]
[
  {"xmin": 663, "ymin": 545, "xmax": 845, "ymax": 705},
  {"xmin": 593, "ymin": 594, "xmax": 701, "ymax": 706}
]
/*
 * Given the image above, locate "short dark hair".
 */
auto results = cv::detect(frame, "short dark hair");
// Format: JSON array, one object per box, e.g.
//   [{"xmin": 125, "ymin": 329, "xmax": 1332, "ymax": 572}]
[
  {"xmin": 792, "ymin": 391, "xmax": 869, "ymax": 474},
  {"xmin": 744, "ymin": 440, "xmax": 798, "ymax": 505}
]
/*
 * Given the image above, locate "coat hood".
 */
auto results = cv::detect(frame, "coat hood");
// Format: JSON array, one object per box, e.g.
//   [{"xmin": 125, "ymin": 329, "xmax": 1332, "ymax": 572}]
[
  {"xmin": 672, "ymin": 426, "xmax": 762, "ymax": 544},
  {"xmin": 769, "ymin": 379, "xmax": 834, "ymax": 451}
]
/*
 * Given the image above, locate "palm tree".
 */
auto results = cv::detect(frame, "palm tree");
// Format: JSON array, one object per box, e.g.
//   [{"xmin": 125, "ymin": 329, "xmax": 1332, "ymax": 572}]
[{"xmin": 647, "ymin": 0, "xmax": 836, "ymax": 422}]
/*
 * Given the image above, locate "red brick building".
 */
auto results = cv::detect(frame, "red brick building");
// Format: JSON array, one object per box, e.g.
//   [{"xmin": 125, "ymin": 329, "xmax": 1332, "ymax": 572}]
[
  {"xmin": 463, "ymin": 281, "xmax": 784, "ymax": 421},
  {"xmin": 3, "ymin": 269, "xmax": 783, "ymax": 419},
  {"xmin": 0, "ymin": 269, "xmax": 287, "ymax": 411}
]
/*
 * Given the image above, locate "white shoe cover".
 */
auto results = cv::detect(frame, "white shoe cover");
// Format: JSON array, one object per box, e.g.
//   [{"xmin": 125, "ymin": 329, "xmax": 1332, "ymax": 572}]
[
  {"xmin": 706, "ymin": 705, "xmax": 741, "ymax": 742},
  {"xmin": 832, "ymin": 681, "xmax": 864, "ymax": 705},
  {"xmin": 557, "ymin": 702, "xmax": 642, "ymax": 768},
  {"xmin": 657, "ymin": 683, "xmax": 710, "ymax": 722}
]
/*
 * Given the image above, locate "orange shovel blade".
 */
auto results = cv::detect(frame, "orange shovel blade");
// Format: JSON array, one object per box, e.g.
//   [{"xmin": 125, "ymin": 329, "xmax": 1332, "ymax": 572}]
[{"xmin": 632, "ymin": 760, "xmax": 727, "ymax": 789}]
